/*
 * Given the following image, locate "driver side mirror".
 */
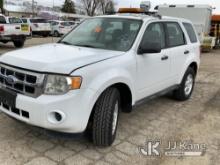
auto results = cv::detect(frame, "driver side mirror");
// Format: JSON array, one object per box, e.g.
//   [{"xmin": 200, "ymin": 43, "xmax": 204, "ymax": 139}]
[{"xmin": 138, "ymin": 42, "xmax": 162, "ymax": 55}]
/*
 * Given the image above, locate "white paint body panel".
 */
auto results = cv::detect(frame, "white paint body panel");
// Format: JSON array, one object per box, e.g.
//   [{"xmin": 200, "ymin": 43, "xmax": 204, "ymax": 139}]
[{"xmin": 0, "ymin": 15, "xmax": 200, "ymax": 133}]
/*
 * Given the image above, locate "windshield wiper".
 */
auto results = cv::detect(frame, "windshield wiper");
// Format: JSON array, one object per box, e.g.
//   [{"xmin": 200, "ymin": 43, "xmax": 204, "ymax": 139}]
[
  {"xmin": 59, "ymin": 41, "xmax": 73, "ymax": 45},
  {"xmin": 74, "ymin": 44, "xmax": 97, "ymax": 48}
]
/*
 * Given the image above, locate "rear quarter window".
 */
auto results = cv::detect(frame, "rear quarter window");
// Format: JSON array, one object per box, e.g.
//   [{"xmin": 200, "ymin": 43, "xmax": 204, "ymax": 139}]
[{"xmin": 183, "ymin": 23, "xmax": 198, "ymax": 43}]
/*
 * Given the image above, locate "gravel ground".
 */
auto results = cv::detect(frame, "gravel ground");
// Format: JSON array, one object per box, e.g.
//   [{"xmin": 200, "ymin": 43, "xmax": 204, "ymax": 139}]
[{"xmin": 0, "ymin": 37, "xmax": 220, "ymax": 165}]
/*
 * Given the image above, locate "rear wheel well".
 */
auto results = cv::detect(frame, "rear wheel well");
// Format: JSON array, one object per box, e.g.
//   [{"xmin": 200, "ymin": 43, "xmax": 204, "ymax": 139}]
[{"xmin": 189, "ymin": 62, "xmax": 198, "ymax": 76}]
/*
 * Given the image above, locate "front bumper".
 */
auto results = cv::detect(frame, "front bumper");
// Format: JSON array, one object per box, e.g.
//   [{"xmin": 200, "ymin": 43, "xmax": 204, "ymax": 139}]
[{"xmin": 0, "ymin": 89, "xmax": 96, "ymax": 133}]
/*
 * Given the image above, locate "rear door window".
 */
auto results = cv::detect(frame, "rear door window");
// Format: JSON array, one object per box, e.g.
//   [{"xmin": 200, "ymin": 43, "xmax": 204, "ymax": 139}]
[
  {"xmin": 165, "ymin": 22, "xmax": 186, "ymax": 47},
  {"xmin": 183, "ymin": 23, "xmax": 198, "ymax": 43}
]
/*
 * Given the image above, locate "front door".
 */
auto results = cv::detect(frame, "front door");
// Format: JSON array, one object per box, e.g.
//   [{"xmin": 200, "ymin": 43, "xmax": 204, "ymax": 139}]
[{"xmin": 136, "ymin": 22, "xmax": 172, "ymax": 100}]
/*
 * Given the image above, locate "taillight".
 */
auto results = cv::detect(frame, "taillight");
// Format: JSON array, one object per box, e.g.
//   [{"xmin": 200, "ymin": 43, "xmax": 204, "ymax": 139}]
[{"xmin": 0, "ymin": 26, "xmax": 4, "ymax": 32}]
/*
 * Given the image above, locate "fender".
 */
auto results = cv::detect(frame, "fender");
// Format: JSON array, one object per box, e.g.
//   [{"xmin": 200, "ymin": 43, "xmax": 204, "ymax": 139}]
[
  {"xmin": 178, "ymin": 53, "xmax": 200, "ymax": 84},
  {"xmin": 86, "ymin": 68, "xmax": 136, "ymax": 109}
]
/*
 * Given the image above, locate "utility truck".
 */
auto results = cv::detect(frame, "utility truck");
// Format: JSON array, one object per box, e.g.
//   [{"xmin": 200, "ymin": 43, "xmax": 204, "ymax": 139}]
[
  {"xmin": 210, "ymin": 15, "xmax": 220, "ymax": 48},
  {"xmin": 157, "ymin": 4, "xmax": 216, "ymax": 51}
]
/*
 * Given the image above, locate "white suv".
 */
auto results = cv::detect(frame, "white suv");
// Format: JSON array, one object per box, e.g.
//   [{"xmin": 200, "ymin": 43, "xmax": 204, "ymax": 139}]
[
  {"xmin": 49, "ymin": 20, "xmax": 74, "ymax": 37},
  {"xmin": 0, "ymin": 13, "xmax": 200, "ymax": 146}
]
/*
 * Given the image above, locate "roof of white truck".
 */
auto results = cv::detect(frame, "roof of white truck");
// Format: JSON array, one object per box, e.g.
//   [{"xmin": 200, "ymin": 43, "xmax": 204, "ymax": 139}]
[
  {"xmin": 97, "ymin": 14, "xmax": 192, "ymax": 23},
  {"xmin": 158, "ymin": 4, "xmax": 213, "ymax": 9}
]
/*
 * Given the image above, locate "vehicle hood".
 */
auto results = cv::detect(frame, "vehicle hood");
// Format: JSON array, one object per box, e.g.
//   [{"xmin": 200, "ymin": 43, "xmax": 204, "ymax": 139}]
[{"xmin": 0, "ymin": 43, "xmax": 124, "ymax": 74}]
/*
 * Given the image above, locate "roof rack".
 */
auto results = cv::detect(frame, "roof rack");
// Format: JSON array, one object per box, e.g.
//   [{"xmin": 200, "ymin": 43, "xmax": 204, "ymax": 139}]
[{"xmin": 117, "ymin": 8, "xmax": 162, "ymax": 19}]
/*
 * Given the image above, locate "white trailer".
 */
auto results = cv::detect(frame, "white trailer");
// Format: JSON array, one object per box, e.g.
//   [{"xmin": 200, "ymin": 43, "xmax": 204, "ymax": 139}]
[{"xmin": 157, "ymin": 4, "xmax": 215, "ymax": 51}]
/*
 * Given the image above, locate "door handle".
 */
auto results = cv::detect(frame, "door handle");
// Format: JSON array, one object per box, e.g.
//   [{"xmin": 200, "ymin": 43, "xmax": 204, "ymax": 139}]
[
  {"xmin": 184, "ymin": 50, "xmax": 190, "ymax": 55},
  {"xmin": 161, "ymin": 55, "xmax": 169, "ymax": 61}
]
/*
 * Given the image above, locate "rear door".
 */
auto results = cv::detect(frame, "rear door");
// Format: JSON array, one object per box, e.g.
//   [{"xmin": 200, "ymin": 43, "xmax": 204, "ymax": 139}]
[{"xmin": 164, "ymin": 22, "xmax": 189, "ymax": 83}]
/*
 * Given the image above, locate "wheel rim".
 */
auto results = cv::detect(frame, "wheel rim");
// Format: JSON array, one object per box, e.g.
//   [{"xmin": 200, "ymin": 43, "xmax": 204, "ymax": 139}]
[
  {"xmin": 112, "ymin": 101, "xmax": 119, "ymax": 135},
  {"xmin": 184, "ymin": 74, "xmax": 193, "ymax": 96}
]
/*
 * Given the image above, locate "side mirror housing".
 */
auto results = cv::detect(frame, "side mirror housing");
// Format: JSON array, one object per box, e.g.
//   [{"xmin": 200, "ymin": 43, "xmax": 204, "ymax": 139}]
[{"xmin": 138, "ymin": 42, "xmax": 162, "ymax": 55}]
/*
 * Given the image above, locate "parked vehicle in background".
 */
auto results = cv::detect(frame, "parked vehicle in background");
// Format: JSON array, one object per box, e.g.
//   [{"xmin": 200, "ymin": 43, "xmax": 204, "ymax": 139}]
[
  {"xmin": 67, "ymin": 21, "xmax": 79, "ymax": 26},
  {"xmin": 0, "ymin": 14, "xmax": 30, "ymax": 48},
  {"xmin": 21, "ymin": 18, "xmax": 51, "ymax": 37},
  {"xmin": 49, "ymin": 20, "xmax": 73, "ymax": 37},
  {"xmin": 0, "ymin": 5, "xmax": 200, "ymax": 146},
  {"xmin": 210, "ymin": 15, "xmax": 220, "ymax": 48},
  {"xmin": 157, "ymin": 4, "xmax": 216, "ymax": 51}
]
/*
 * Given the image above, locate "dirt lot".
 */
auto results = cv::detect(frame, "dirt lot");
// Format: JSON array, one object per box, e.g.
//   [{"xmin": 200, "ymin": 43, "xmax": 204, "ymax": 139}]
[{"xmin": 0, "ymin": 38, "xmax": 220, "ymax": 165}]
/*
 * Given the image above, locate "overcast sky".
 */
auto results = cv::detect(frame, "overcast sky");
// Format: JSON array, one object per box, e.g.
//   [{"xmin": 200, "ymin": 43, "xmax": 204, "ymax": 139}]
[{"xmin": 28, "ymin": 0, "xmax": 220, "ymax": 13}]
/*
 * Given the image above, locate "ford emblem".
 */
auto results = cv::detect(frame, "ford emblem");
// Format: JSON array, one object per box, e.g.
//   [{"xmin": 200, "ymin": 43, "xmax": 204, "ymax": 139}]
[{"xmin": 5, "ymin": 75, "xmax": 17, "ymax": 85}]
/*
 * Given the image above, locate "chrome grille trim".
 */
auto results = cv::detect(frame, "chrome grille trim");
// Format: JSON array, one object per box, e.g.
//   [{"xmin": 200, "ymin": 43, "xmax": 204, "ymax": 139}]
[{"xmin": 0, "ymin": 64, "xmax": 45, "ymax": 98}]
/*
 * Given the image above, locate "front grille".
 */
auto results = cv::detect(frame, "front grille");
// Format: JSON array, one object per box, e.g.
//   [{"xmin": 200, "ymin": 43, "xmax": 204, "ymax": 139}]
[{"xmin": 0, "ymin": 64, "xmax": 45, "ymax": 97}]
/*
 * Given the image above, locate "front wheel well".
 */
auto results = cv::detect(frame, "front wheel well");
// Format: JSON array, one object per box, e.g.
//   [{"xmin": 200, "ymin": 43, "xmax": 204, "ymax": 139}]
[
  {"xmin": 112, "ymin": 83, "xmax": 133, "ymax": 113},
  {"xmin": 86, "ymin": 83, "xmax": 133, "ymax": 135}
]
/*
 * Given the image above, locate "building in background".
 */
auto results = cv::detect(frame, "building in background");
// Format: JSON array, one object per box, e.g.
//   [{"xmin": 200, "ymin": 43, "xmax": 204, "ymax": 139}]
[{"xmin": 2, "ymin": 0, "xmax": 87, "ymax": 20}]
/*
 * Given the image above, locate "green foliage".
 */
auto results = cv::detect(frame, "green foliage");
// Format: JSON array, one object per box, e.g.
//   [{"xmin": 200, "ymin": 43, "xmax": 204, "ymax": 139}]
[
  {"xmin": 0, "ymin": 0, "xmax": 3, "ymax": 8},
  {"xmin": 61, "ymin": 0, "xmax": 76, "ymax": 14},
  {"xmin": 0, "ymin": 0, "xmax": 4, "ymax": 14}
]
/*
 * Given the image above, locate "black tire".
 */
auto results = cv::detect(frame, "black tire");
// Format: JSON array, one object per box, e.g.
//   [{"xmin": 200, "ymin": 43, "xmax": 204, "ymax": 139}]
[
  {"xmin": 54, "ymin": 31, "xmax": 60, "ymax": 37},
  {"xmin": 42, "ymin": 33, "xmax": 49, "ymax": 37},
  {"xmin": 92, "ymin": 87, "xmax": 120, "ymax": 146},
  {"xmin": 13, "ymin": 40, "xmax": 25, "ymax": 48},
  {"xmin": 173, "ymin": 67, "xmax": 196, "ymax": 101}
]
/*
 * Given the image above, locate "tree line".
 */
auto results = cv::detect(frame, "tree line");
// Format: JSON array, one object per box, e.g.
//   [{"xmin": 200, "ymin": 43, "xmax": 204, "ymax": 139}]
[
  {"xmin": 0, "ymin": 0, "xmax": 4, "ymax": 14},
  {"xmin": 0, "ymin": 0, "xmax": 115, "ymax": 16},
  {"xmin": 61, "ymin": 0, "xmax": 115, "ymax": 16}
]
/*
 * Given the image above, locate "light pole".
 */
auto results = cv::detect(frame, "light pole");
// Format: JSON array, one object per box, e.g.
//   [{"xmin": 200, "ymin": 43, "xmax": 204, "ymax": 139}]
[{"xmin": 32, "ymin": 0, "xmax": 34, "ymax": 15}]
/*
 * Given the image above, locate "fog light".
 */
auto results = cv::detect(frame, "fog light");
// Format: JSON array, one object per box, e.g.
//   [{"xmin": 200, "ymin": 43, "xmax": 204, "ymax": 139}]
[
  {"xmin": 55, "ymin": 112, "xmax": 62, "ymax": 122},
  {"xmin": 48, "ymin": 111, "xmax": 65, "ymax": 124}
]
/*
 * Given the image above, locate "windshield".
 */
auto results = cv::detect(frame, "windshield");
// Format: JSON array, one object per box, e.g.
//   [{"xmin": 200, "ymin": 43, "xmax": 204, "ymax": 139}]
[
  {"xmin": 9, "ymin": 17, "xmax": 22, "ymax": 24},
  {"xmin": 60, "ymin": 18, "xmax": 142, "ymax": 51},
  {"xmin": 30, "ymin": 19, "xmax": 47, "ymax": 23}
]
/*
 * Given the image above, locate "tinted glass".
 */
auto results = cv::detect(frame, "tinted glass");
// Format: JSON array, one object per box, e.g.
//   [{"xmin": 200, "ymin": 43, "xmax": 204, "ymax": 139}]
[
  {"xmin": 30, "ymin": 19, "xmax": 47, "ymax": 23},
  {"xmin": 183, "ymin": 23, "xmax": 198, "ymax": 43},
  {"xmin": 22, "ymin": 19, "xmax": 27, "ymax": 23},
  {"xmin": 9, "ymin": 18, "xmax": 22, "ymax": 24},
  {"xmin": 60, "ymin": 22, "xmax": 71, "ymax": 26},
  {"xmin": 166, "ymin": 22, "xmax": 185, "ymax": 47},
  {"xmin": 0, "ymin": 16, "xmax": 6, "ymax": 24},
  {"xmin": 142, "ymin": 23, "xmax": 166, "ymax": 49}
]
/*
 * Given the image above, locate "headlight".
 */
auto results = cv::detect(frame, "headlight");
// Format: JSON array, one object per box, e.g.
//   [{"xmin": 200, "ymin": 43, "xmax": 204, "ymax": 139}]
[{"xmin": 44, "ymin": 75, "xmax": 82, "ymax": 95}]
